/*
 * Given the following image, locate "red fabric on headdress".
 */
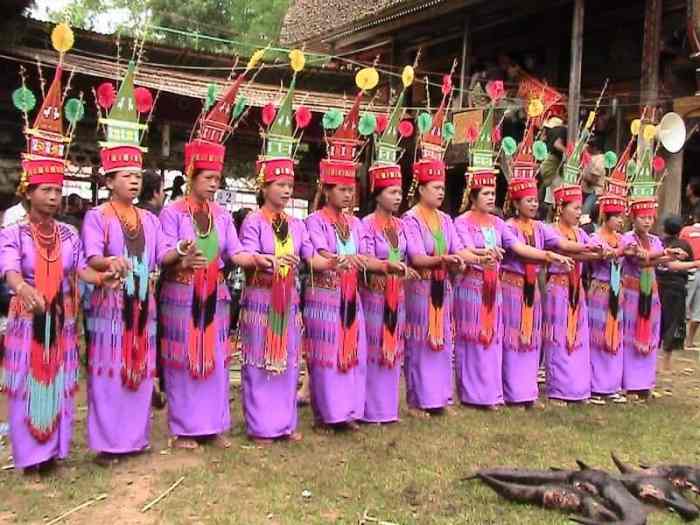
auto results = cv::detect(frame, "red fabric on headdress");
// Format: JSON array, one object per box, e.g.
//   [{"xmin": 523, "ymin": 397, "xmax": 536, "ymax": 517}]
[
  {"xmin": 553, "ymin": 184, "xmax": 583, "ymax": 206},
  {"xmin": 100, "ymin": 145, "xmax": 143, "ymax": 174},
  {"xmin": 369, "ymin": 164, "xmax": 402, "ymax": 191},
  {"xmin": 413, "ymin": 159, "xmax": 445, "ymax": 184},
  {"xmin": 468, "ymin": 170, "xmax": 497, "ymax": 191},
  {"xmin": 257, "ymin": 157, "xmax": 295, "ymax": 183}
]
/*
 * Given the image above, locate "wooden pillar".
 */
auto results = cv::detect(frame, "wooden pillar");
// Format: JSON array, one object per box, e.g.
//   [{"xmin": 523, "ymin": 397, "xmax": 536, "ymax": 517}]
[
  {"xmin": 567, "ymin": 0, "xmax": 584, "ymax": 144},
  {"xmin": 640, "ymin": 0, "xmax": 680, "ymax": 218},
  {"xmin": 458, "ymin": 15, "xmax": 470, "ymax": 109},
  {"xmin": 640, "ymin": 0, "xmax": 662, "ymax": 106}
]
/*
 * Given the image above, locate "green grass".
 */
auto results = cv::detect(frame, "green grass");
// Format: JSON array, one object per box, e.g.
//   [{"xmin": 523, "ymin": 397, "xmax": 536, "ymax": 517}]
[{"xmin": 2, "ymin": 354, "xmax": 700, "ymax": 524}]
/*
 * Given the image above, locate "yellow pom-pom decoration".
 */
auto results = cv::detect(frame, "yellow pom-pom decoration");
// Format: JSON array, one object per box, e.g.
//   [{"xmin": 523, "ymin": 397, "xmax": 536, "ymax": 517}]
[
  {"xmin": 643, "ymin": 124, "xmax": 657, "ymax": 141},
  {"xmin": 355, "ymin": 67, "xmax": 379, "ymax": 91},
  {"xmin": 585, "ymin": 111, "xmax": 596, "ymax": 130},
  {"xmin": 247, "ymin": 48, "xmax": 266, "ymax": 70},
  {"xmin": 401, "ymin": 65, "xmax": 414, "ymax": 88},
  {"xmin": 630, "ymin": 119, "xmax": 641, "ymax": 136},
  {"xmin": 289, "ymin": 49, "xmax": 305, "ymax": 72},
  {"xmin": 51, "ymin": 23, "xmax": 74, "ymax": 54},
  {"xmin": 527, "ymin": 98, "xmax": 544, "ymax": 118}
]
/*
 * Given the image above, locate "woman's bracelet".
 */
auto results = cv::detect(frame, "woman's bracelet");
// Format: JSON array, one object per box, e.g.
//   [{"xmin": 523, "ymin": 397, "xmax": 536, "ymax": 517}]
[
  {"xmin": 176, "ymin": 240, "xmax": 188, "ymax": 257},
  {"xmin": 16, "ymin": 281, "xmax": 28, "ymax": 294}
]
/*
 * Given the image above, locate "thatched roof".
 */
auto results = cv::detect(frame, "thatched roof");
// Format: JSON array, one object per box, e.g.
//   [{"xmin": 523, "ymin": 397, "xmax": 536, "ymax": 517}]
[{"xmin": 280, "ymin": 0, "xmax": 423, "ymax": 47}]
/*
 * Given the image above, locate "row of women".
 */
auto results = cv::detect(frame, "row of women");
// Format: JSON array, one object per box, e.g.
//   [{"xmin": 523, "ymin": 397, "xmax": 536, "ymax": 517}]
[{"xmin": 1, "ymin": 27, "xmax": 684, "ymax": 471}]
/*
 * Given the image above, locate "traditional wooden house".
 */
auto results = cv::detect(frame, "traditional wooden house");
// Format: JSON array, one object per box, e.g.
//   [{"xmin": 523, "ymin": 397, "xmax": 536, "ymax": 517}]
[{"xmin": 282, "ymin": 0, "xmax": 699, "ymax": 216}]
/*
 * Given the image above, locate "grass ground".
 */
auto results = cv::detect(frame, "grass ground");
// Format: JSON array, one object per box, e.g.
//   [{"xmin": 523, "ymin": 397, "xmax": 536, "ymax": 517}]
[{"xmin": 1, "ymin": 352, "xmax": 700, "ymax": 525}]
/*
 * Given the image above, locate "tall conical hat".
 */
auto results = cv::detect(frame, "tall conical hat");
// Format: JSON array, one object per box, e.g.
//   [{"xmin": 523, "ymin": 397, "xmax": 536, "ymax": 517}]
[
  {"xmin": 16, "ymin": 23, "xmax": 82, "ymax": 190},
  {"xmin": 186, "ymin": 50, "xmax": 264, "ymax": 176},
  {"xmin": 319, "ymin": 66, "xmax": 380, "ymax": 187}
]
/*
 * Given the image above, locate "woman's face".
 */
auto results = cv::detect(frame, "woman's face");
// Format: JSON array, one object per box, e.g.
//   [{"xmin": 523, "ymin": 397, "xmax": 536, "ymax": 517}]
[
  {"xmin": 326, "ymin": 184, "xmax": 355, "ymax": 210},
  {"xmin": 263, "ymin": 179, "xmax": 294, "ymax": 210},
  {"xmin": 376, "ymin": 186, "xmax": 403, "ymax": 214},
  {"xmin": 634, "ymin": 214, "xmax": 654, "ymax": 233},
  {"xmin": 560, "ymin": 200, "xmax": 582, "ymax": 226},
  {"xmin": 473, "ymin": 187, "xmax": 496, "ymax": 213},
  {"xmin": 107, "ymin": 170, "xmax": 142, "ymax": 202},
  {"xmin": 27, "ymin": 183, "xmax": 62, "ymax": 217},
  {"xmin": 605, "ymin": 213, "xmax": 623, "ymax": 232},
  {"xmin": 418, "ymin": 181, "xmax": 445, "ymax": 209},
  {"xmin": 191, "ymin": 170, "xmax": 222, "ymax": 201},
  {"xmin": 514, "ymin": 195, "xmax": 538, "ymax": 219}
]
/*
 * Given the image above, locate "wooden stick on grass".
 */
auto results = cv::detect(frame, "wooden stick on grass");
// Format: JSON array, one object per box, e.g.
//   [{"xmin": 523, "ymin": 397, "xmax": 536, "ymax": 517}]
[
  {"xmin": 46, "ymin": 494, "xmax": 107, "ymax": 525},
  {"xmin": 141, "ymin": 476, "xmax": 185, "ymax": 513}
]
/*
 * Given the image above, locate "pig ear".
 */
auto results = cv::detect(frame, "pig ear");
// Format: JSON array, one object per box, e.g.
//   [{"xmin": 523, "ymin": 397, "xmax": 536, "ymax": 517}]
[{"xmin": 576, "ymin": 460, "xmax": 591, "ymax": 471}]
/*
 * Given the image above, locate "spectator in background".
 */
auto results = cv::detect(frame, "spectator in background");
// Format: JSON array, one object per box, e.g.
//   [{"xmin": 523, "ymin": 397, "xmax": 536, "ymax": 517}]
[
  {"xmin": 540, "ymin": 117, "xmax": 567, "ymax": 218},
  {"xmin": 681, "ymin": 207, "xmax": 700, "ymax": 350},
  {"xmin": 137, "ymin": 170, "xmax": 165, "ymax": 216},
  {"xmin": 685, "ymin": 178, "xmax": 700, "ymax": 225},
  {"xmin": 59, "ymin": 193, "xmax": 84, "ymax": 230},
  {"xmin": 167, "ymin": 175, "xmax": 185, "ymax": 203},
  {"xmin": 658, "ymin": 215, "xmax": 698, "ymax": 372},
  {"xmin": 581, "ymin": 137, "xmax": 605, "ymax": 215}
]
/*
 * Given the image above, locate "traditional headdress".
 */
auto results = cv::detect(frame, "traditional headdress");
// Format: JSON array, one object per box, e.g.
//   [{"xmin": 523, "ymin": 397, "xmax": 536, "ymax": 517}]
[
  {"xmin": 256, "ymin": 49, "xmax": 309, "ymax": 187},
  {"xmin": 598, "ymin": 135, "xmax": 635, "ymax": 216},
  {"xmin": 552, "ymin": 112, "xmax": 593, "ymax": 207},
  {"xmin": 318, "ymin": 65, "xmax": 379, "ymax": 189},
  {"xmin": 14, "ymin": 23, "xmax": 84, "ymax": 194},
  {"xmin": 95, "ymin": 49, "xmax": 156, "ymax": 174},
  {"xmin": 504, "ymin": 98, "xmax": 549, "ymax": 202},
  {"xmin": 628, "ymin": 112, "xmax": 665, "ymax": 217},
  {"xmin": 363, "ymin": 65, "xmax": 413, "ymax": 192},
  {"xmin": 465, "ymin": 80, "xmax": 505, "ymax": 193},
  {"xmin": 185, "ymin": 49, "xmax": 264, "ymax": 180},
  {"xmin": 410, "ymin": 66, "xmax": 455, "ymax": 191}
]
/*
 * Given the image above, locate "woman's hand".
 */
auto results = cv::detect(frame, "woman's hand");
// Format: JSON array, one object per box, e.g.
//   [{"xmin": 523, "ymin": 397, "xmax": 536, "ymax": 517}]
[
  {"xmin": 386, "ymin": 261, "xmax": 408, "ymax": 275},
  {"xmin": 546, "ymin": 251, "xmax": 575, "ymax": 271},
  {"xmin": 106, "ymin": 256, "xmax": 131, "ymax": 276},
  {"xmin": 181, "ymin": 243, "xmax": 208, "ymax": 270},
  {"xmin": 346, "ymin": 255, "xmax": 367, "ymax": 271},
  {"xmin": 16, "ymin": 282, "xmax": 45, "ymax": 314},
  {"xmin": 253, "ymin": 253, "xmax": 275, "ymax": 271},
  {"xmin": 406, "ymin": 267, "xmax": 421, "ymax": 280},
  {"xmin": 101, "ymin": 271, "xmax": 122, "ymax": 289},
  {"xmin": 278, "ymin": 254, "xmax": 301, "ymax": 269},
  {"xmin": 666, "ymin": 247, "xmax": 689, "ymax": 261},
  {"xmin": 441, "ymin": 254, "xmax": 465, "ymax": 271},
  {"xmin": 487, "ymin": 247, "xmax": 505, "ymax": 262}
]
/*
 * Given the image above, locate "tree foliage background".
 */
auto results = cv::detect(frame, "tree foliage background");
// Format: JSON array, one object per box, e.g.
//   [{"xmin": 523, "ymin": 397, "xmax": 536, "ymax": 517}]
[{"xmin": 50, "ymin": 0, "xmax": 291, "ymax": 51}]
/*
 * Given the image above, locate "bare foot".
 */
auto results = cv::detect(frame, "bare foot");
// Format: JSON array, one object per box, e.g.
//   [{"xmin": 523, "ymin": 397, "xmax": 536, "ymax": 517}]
[
  {"xmin": 210, "ymin": 434, "xmax": 232, "ymax": 449},
  {"xmin": 407, "ymin": 407, "xmax": 431, "ymax": 418},
  {"xmin": 251, "ymin": 437, "xmax": 273, "ymax": 446},
  {"xmin": 287, "ymin": 431, "xmax": 303, "ymax": 442},
  {"xmin": 172, "ymin": 437, "xmax": 199, "ymax": 450},
  {"xmin": 346, "ymin": 421, "xmax": 361, "ymax": 431},
  {"xmin": 485, "ymin": 405, "xmax": 501, "ymax": 412}
]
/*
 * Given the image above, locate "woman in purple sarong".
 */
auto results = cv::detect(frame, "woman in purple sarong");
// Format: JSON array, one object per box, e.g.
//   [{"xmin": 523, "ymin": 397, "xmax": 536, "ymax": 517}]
[
  {"xmin": 402, "ymin": 168, "xmax": 472, "ymax": 417},
  {"xmin": 303, "ymin": 181, "xmax": 368, "ymax": 430},
  {"xmin": 621, "ymin": 194, "xmax": 686, "ymax": 399},
  {"xmin": 82, "ymin": 168, "xmax": 164, "ymax": 460},
  {"xmin": 543, "ymin": 182, "xmax": 597, "ymax": 404},
  {"xmin": 1, "ymin": 182, "xmax": 116, "ymax": 471},
  {"xmin": 588, "ymin": 156, "xmax": 632, "ymax": 404},
  {"xmin": 359, "ymin": 167, "xmax": 420, "ymax": 424},
  {"xmin": 454, "ymin": 172, "xmax": 573, "ymax": 410},
  {"xmin": 1, "ymin": 43, "xmax": 117, "ymax": 471},
  {"xmin": 237, "ymin": 159, "xmax": 331, "ymax": 443}
]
